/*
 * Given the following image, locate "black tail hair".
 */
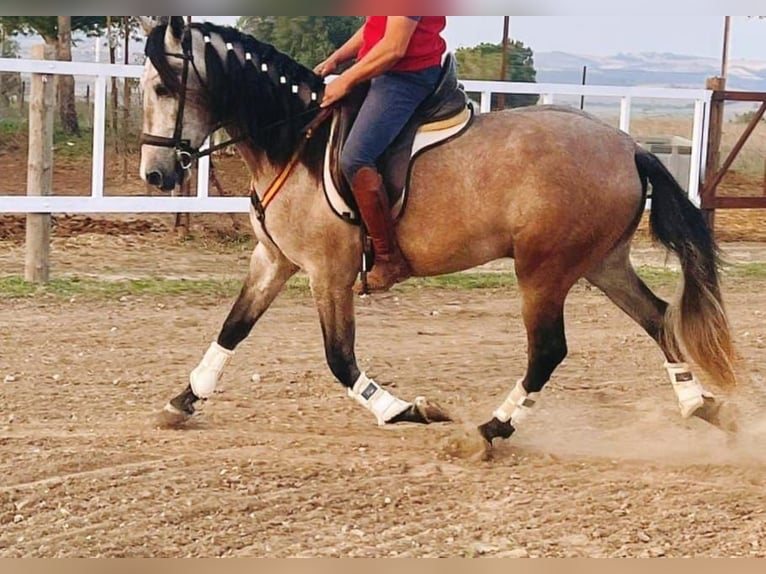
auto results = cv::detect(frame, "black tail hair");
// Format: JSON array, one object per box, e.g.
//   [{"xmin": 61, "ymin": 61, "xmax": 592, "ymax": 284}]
[{"xmin": 635, "ymin": 149, "xmax": 736, "ymax": 388}]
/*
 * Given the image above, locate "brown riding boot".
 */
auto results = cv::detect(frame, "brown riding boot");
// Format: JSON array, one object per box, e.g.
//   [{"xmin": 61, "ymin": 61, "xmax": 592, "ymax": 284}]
[{"xmin": 351, "ymin": 167, "xmax": 413, "ymax": 293}]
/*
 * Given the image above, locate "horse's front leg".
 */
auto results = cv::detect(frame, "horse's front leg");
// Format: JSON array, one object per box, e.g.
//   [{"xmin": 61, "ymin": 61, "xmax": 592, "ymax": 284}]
[
  {"xmin": 309, "ymin": 271, "xmax": 451, "ymax": 426},
  {"xmin": 159, "ymin": 241, "xmax": 297, "ymax": 426}
]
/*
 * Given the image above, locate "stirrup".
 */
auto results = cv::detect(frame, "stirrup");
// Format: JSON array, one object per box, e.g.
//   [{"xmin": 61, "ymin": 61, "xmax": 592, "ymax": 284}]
[
  {"xmin": 358, "ymin": 255, "xmax": 412, "ymax": 293},
  {"xmin": 357, "ymin": 229, "xmax": 373, "ymax": 295}
]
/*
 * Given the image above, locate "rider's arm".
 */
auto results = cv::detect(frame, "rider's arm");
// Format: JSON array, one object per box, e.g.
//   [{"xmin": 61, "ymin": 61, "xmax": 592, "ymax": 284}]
[
  {"xmin": 333, "ymin": 27, "xmax": 365, "ymax": 65},
  {"xmin": 320, "ymin": 17, "xmax": 419, "ymax": 107},
  {"xmin": 340, "ymin": 17, "xmax": 418, "ymax": 85},
  {"xmin": 314, "ymin": 26, "xmax": 364, "ymax": 76}
]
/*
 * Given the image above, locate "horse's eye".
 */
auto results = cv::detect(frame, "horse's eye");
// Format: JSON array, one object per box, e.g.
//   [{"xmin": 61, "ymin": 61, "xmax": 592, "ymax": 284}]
[{"xmin": 154, "ymin": 84, "xmax": 172, "ymax": 97}]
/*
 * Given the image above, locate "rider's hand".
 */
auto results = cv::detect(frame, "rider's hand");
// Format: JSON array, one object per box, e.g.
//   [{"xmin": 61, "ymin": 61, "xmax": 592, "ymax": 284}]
[
  {"xmin": 320, "ymin": 73, "xmax": 352, "ymax": 108},
  {"xmin": 314, "ymin": 55, "xmax": 339, "ymax": 78}
]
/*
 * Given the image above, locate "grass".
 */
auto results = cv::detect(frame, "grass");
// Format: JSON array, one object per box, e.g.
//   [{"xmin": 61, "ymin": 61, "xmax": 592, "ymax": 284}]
[
  {"xmin": 407, "ymin": 272, "xmax": 517, "ymax": 290},
  {"xmin": 53, "ymin": 127, "xmax": 94, "ymax": 158},
  {"xmin": 729, "ymin": 262, "xmax": 766, "ymax": 279},
  {"xmin": 0, "ymin": 275, "xmax": 241, "ymax": 299},
  {"xmin": 3, "ymin": 263, "xmax": 766, "ymax": 301},
  {"xmin": 0, "ymin": 99, "xmax": 141, "ymax": 158},
  {"xmin": 0, "ymin": 115, "xmax": 94, "ymax": 157},
  {"xmin": 0, "ymin": 116, "xmax": 25, "ymax": 134}
]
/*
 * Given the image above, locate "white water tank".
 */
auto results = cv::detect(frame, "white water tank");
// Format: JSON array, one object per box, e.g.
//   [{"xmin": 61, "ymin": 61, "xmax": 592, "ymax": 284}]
[{"xmin": 636, "ymin": 135, "xmax": 692, "ymax": 192}]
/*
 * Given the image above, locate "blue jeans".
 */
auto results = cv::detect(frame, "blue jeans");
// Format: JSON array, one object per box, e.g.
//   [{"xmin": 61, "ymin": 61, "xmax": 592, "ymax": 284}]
[{"xmin": 340, "ymin": 66, "xmax": 441, "ymax": 181}]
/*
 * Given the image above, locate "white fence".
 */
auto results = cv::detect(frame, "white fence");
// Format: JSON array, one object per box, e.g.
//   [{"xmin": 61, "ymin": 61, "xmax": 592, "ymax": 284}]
[{"xmin": 0, "ymin": 57, "xmax": 712, "ymax": 214}]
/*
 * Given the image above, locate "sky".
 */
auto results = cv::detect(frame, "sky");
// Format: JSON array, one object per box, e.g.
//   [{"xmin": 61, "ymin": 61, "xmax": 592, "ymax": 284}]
[{"xmin": 205, "ymin": 16, "xmax": 765, "ymax": 62}]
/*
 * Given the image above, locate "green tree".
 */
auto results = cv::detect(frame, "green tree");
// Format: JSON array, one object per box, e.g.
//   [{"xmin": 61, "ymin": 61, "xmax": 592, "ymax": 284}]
[
  {"xmin": 0, "ymin": 17, "xmax": 106, "ymax": 42},
  {"xmin": 57, "ymin": 17, "xmax": 79, "ymax": 136},
  {"xmin": 0, "ymin": 22, "xmax": 21, "ymax": 108},
  {"xmin": 456, "ymin": 41, "xmax": 538, "ymax": 110},
  {"xmin": 237, "ymin": 16, "xmax": 363, "ymax": 69},
  {"xmin": 0, "ymin": 17, "xmax": 107, "ymax": 135}
]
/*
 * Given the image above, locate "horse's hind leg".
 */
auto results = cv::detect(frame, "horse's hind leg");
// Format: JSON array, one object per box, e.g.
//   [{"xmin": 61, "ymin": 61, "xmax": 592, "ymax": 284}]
[
  {"xmin": 585, "ymin": 244, "xmax": 736, "ymax": 432},
  {"xmin": 308, "ymin": 270, "xmax": 451, "ymax": 426},
  {"xmin": 478, "ymin": 278, "xmax": 570, "ymax": 444},
  {"xmin": 159, "ymin": 242, "xmax": 298, "ymax": 426}
]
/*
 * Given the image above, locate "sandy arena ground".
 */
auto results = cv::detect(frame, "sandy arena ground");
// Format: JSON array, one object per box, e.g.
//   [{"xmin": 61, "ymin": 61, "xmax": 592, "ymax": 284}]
[{"xmin": 1, "ymin": 231, "xmax": 766, "ymax": 558}]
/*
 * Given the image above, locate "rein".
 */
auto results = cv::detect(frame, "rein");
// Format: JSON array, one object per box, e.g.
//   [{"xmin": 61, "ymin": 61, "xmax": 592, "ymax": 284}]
[{"xmin": 250, "ymin": 106, "xmax": 333, "ymax": 217}]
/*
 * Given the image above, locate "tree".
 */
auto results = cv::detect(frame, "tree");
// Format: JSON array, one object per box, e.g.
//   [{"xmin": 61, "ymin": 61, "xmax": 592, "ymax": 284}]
[
  {"xmin": 57, "ymin": 16, "xmax": 79, "ymax": 136},
  {"xmin": 0, "ymin": 21, "xmax": 22, "ymax": 107},
  {"xmin": 0, "ymin": 17, "xmax": 106, "ymax": 135},
  {"xmin": 455, "ymin": 41, "xmax": 538, "ymax": 110},
  {"xmin": 237, "ymin": 16, "xmax": 363, "ymax": 69}
]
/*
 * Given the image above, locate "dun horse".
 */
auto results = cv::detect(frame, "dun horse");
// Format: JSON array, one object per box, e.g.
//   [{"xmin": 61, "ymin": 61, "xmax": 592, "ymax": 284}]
[{"xmin": 139, "ymin": 18, "xmax": 737, "ymax": 449}]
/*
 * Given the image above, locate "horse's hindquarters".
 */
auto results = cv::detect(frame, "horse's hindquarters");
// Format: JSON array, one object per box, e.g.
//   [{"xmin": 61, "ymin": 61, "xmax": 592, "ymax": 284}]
[{"xmin": 396, "ymin": 109, "xmax": 644, "ymax": 278}]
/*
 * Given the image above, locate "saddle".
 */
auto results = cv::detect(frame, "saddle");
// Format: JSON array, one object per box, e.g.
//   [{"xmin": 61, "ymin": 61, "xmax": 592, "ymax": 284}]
[{"xmin": 323, "ymin": 53, "xmax": 474, "ymax": 223}]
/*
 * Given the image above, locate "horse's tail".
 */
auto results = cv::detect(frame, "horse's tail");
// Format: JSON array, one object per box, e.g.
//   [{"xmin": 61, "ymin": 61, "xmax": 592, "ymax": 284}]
[{"xmin": 635, "ymin": 149, "xmax": 737, "ymax": 389}]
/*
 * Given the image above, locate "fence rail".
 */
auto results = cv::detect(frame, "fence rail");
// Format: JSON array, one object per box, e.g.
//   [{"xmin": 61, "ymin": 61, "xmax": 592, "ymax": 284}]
[{"xmin": 1, "ymin": 57, "xmax": 712, "ymax": 214}]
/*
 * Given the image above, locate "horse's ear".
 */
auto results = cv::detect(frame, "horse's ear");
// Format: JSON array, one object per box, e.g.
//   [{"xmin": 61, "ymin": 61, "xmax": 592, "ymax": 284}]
[
  {"xmin": 168, "ymin": 16, "xmax": 185, "ymax": 40},
  {"xmin": 136, "ymin": 16, "xmax": 159, "ymax": 36},
  {"xmin": 162, "ymin": 16, "xmax": 185, "ymax": 50}
]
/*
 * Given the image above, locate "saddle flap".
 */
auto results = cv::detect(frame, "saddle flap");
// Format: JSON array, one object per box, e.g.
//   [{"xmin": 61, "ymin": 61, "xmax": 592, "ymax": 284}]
[
  {"xmin": 325, "ymin": 53, "xmax": 471, "ymax": 222},
  {"xmin": 328, "ymin": 83, "xmax": 369, "ymax": 212}
]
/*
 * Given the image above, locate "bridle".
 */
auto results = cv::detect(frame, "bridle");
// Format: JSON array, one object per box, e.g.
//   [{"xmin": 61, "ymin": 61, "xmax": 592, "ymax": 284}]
[
  {"xmin": 139, "ymin": 26, "xmax": 248, "ymax": 170},
  {"xmin": 140, "ymin": 25, "xmax": 331, "ymax": 173}
]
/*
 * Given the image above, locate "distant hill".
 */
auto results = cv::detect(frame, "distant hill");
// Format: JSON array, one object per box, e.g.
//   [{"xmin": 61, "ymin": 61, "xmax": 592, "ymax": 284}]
[
  {"xmin": 534, "ymin": 50, "xmax": 766, "ymax": 92},
  {"xmin": 14, "ymin": 31, "xmax": 766, "ymax": 92},
  {"xmin": 13, "ymin": 30, "xmax": 766, "ymax": 91},
  {"xmin": 12, "ymin": 34, "xmax": 766, "ymax": 112}
]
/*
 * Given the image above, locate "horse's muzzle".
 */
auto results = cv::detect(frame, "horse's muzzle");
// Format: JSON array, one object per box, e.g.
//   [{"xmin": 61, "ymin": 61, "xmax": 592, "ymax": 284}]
[
  {"xmin": 144, "ymin": 166, "xmax": 183, "ymax": 192},
  {"xmin": 145, "ymin": 170, "xmax": 164, "ymax": 188}
]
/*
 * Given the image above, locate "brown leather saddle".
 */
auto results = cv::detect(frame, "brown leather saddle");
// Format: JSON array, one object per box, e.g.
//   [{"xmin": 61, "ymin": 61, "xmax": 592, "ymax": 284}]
[{"xmin": 324, "ymin": 53, "xmax": 473, "ymax": 224}]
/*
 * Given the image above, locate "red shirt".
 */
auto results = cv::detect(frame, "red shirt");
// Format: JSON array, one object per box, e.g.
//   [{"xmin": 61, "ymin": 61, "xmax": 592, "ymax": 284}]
[{"xmin": 357, "ymin": 16, "xmax": 447, "ymax": 72}]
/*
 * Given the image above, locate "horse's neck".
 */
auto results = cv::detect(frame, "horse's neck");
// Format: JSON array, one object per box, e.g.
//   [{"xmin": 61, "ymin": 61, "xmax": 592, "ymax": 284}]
[
  {"xmin": 235, "ymin": 142, "xmax": 282, "ymax": 184},
  {"xmin": 235, "ymin": 140, "xmax": 321, "ymax": 196}
]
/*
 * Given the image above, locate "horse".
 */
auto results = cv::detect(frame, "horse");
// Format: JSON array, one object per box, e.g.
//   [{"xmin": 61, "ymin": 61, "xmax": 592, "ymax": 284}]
[{"xmin": 138, "ymin": 17, "xmax": 738, "ymax": 451}]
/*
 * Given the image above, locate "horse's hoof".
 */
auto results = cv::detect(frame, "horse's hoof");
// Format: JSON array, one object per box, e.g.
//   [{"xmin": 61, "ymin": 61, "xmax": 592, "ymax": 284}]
[
  {"xmin": 386, "ymin": 397, "xmax": 453, "ymax": 425},
  {"xmin": 477, "ymin": 417, "xmax": 515, "ymax": 444},
  {"xmin": 155, "ymin": 402, "xmax": 193, "ymax": 429},
  {"xmin": 692, "ymin": 396, "xmax": 738, "ymax": 435},
  {"xmin": 441, "ymin": 425, "xmax": 493, "ymax": 461},
  {"xmin": 414, "ymin": 396, "xmax": 453, "ymax": 423}
]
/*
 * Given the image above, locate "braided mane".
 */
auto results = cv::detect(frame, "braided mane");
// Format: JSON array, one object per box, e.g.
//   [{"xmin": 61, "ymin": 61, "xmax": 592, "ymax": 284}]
[{"xmin": 145, "ymin": 21, "xmax": 329, "ymax": 179}]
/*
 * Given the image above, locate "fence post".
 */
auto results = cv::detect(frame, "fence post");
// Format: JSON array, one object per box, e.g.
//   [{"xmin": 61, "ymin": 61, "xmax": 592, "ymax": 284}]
[
  {"xmin": 25, "ymin": 44, "xmax": 55, "ymax": 283},
  {"xmin": 702, "ymin": 76, "xmax": 725, "ymax": 231},
  {"xmin": 24, "ymin": 45, "xmax": 54, "ymax": 283}
]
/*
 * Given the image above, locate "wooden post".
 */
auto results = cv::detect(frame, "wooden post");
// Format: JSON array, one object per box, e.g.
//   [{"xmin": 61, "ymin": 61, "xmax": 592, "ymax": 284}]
[
  {"xmin": 25, "ymin": 44, "xmax": 55, "ymax": 283},
  {"xmin": 498, "ymin": 16, "xmax": 509, "ymax": 110},
  {"xmin": 702, "ymin": 76, "xmax": 726, "ymax": 231},
  {"xmin": 172, "ymin": 15, "xmax": 195, "ymax": 238},
  {"xmin": 107, "ymin": 16, "xmax": 119, "ymax": 132},
  {"xmin": 122, "ymin": 16, "xmax": 131, "ymax": 182}
]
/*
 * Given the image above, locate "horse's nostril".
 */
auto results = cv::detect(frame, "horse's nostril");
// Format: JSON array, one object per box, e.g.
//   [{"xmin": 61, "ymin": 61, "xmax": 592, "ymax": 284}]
[{"xmin": 146, "ymin": 171, "xmax": 163, "ymax": 187}]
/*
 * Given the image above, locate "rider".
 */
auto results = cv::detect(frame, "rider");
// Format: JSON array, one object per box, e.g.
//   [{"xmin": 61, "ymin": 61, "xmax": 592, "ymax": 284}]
[{"xmin": 314, "ymin": 16, "xmax": 447, "ymax": 292}]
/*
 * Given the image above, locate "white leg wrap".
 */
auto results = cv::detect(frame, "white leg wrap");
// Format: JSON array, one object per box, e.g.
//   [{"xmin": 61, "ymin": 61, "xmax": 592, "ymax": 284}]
[
  {"xmin": 189, "ymin": 342, "xmax": 234, "ymax": 399},
  {"xmin": 347, "ymin": 372, "xmax": 411, "ymax": 426},
  {"xmin": 493, "ymin": 379, "xmax": 539, "ymax": 425},
  {"xmin": 664, "ymin": 361, "xmax": 714, "ymax": 418}
]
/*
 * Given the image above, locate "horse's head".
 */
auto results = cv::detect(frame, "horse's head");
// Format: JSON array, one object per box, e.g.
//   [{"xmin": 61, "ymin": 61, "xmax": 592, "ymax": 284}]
[
  {"xmin": 139, "ymin": 17, "xmax": 214, "ymax": 191},
  {"xmin": 139, "ymin": 17, "xmax": 329, "ymax": 191}
]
